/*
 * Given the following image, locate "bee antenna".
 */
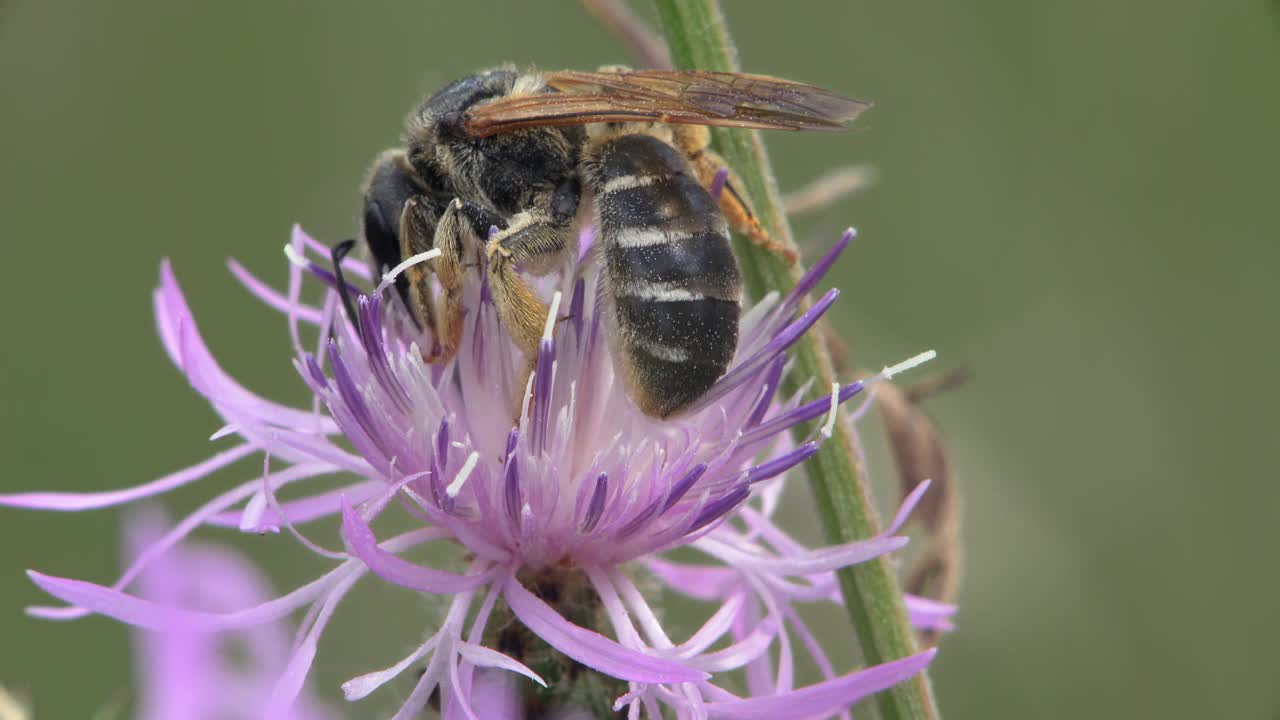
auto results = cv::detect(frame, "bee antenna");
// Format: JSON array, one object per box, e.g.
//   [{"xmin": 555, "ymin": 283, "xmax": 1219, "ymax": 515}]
[{"xmin": 330, "ymin": 239, "xmax": 362, "ymax": 333}]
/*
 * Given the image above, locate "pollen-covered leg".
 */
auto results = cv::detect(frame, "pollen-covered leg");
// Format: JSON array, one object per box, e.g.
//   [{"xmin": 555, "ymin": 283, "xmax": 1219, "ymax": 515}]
[
  {"xmin": 484, "ymin": 211, "xmax": 574, "ymax": 356},
  {"xmin": 673, "ymin": 124, "xmax": 798, "ymax": 265},
  {"xmin": 400, "ymin": 197, "xmax": 494, "ymax": 363},
  {"xmin": 434, "ymin": 199, "xmax": 495, "ymax": 363}
]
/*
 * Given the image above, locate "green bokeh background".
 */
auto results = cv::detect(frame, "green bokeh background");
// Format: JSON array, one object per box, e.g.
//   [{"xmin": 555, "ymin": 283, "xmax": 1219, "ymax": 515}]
[{"xmin": 2, "ymin": 2, "xmax": 1277, "ymax": 718}]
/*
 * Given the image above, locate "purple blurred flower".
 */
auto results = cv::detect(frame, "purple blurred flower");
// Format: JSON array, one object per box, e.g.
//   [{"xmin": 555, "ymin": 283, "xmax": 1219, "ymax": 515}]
[
  {"xmin": 4, "ymin": 225, "xmax": 947, "ymax": 718},
  {"xmin": 125, "ymin": 507, "xmax": 337, "ymax": 720}
]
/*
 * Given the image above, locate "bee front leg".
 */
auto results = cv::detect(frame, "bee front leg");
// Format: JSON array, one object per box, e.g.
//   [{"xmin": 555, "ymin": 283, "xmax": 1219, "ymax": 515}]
[
  {"xmin": 401, "ymin": 197, "xmax": 501, "ymax": 363},
  {"xmin": 673, "ymin": 125, "xmax": 798, "ymax": 265}
]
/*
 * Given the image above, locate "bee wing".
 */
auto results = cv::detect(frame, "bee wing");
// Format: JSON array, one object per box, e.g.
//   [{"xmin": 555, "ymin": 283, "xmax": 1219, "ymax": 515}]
[{"xmin": 462, "ymin": 70, "xmax": 871, "ymax": 137}]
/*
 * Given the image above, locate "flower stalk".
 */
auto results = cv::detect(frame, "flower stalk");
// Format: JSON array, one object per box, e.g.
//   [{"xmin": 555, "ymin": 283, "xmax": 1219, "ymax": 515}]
[{"xmin": 653, "ymin": 2, "xmax": 942, "ymax": 719}]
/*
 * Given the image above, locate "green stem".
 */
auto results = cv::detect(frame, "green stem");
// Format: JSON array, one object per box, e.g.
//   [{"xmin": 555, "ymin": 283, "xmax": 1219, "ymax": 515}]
[{"xmin": 653, "ymin": 2, "xmax": 940, "ymax": 719}]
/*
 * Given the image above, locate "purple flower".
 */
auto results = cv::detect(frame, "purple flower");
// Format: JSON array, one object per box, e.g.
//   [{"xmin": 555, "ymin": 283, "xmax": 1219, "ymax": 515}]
[
  {"xmin": 124, "ymin": 507, "xmax": 337, "ymax": 720},
  {"xmin": 4, "ymin": 224, "xmax": 948, "ymax": 718}
]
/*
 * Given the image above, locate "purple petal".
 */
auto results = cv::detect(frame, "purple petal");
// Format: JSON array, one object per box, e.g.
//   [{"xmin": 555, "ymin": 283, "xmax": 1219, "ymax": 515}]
[
  {"xmin": 691, "ymin": 289, "xmax": 840, "ymax": 414},
  {"xmin": 342, "ymin": 635, "xmax": 440, "ymax": 701},
  {"xmin": 707, "ymin": 535, "xmax": 908, "ymax": 576},
  {"xmin": 227, "ymin": 258, "xmax": 325, "ymax": 325},
  {"xmin": 703, "ymin": 649, "xmax": 936, "ymax": 719},
  {"xmin": 696, "ymin": 617, "xmax": 778, "ymax": 672},
  {"xmin": 157, "ymin": 261, "xmax": 337, "ymax": 432},
  {"xmin": 661, "ymin": 463, "xmax": 708, "ymax": 513},
  {"xmin": 782, "ymin": 229, "xmax": 854, "ymax": 317},
  {"xmin": 457, "ymin": 669, "xmax": 521, "ymax": 720},
  {"xmin": 0, "ymin": 444, "xmax": 254, "ymax": 511},
  {"xmin": 644, "ymin": 560, "xmax": 736, "ymax": 601},
  {"xmin": 530, "ymin": 338, "xmax": 556, "ymax": 454},
  {"xmin": 339, "ymin": 499, "xmax": 493, "ymax": 594},
  {"xmin": 744, "ymin": 442, "xmax": 819, "ymax": 484},
  {"xmin": 456, "ymin": 641, "xmax": 547, "ymax": 687},
  {"xmin": 688, "ymin": 486, "xmax": 750, "ymax": 534},
  {"xmin": 888, "ymin": 479, "xmax": 931, "ymax": 534},
  {"xmin": 207, "ymin": 480, "xmax": 380, "ymax": 529},
  {"xmin": 739, "ymin": 380, "xmax": 866, "ymax": 446},
  {"xmin": 580, "ymin": 473, "xmax": 609, "ymax": 533},
  {"xmin": 503, "ymin": 455, "xmax": 523, "ymax": 531},
  {"xmin": 26, "ymin": 563, "xmax": 354, "ymax": 630},
  {"xmin": 905, "ymin": 594, "xmax": 957, "ymax": 632},
  {"xmin": 266, "ymin": 572, "xmax": 359, "ymax": 718},
  {"xmin": 294, "ymin": 224, "xmax": 373, "ymax": 280},
  {"xmin": 675, "ymin": 593, "xmax": 744, "ymax": 657},
  {"xmin": 501, "ymin": 575, "xmax": 706, "ymax": 684}
]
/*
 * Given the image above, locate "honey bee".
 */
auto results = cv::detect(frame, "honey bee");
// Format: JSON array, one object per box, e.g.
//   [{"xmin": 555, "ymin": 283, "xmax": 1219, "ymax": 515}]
[{"xmin": 361, "ymin": 66, "xmax": 868, "ymax": 417}]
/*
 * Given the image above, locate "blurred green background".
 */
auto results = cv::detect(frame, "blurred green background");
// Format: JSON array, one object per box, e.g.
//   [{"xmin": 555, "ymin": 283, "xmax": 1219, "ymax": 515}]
[{"xmin": 2, "ymin": 1, "xmax": 1277, "ymax": 718}]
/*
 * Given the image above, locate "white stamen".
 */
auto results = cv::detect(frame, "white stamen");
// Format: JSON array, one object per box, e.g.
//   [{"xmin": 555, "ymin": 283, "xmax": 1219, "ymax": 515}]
[
  {"xmin": 445, "ymin": 451, "xmax": 480, "ymax": 498},
  {"xmin": 375, "ymin": 248, "xmax": 442, "ymax": 295},
  {"xmin": 880, "ymin": 349, "xmax": 937, "ymax": 380},
  {"xmin": 283, "ymin": 243, "xmax": 309, "ymax": 268},
  {"xmin": 542, "ymin": 291, "xmax": 563, "ymax": 343},
  {"xmin": 821, "ymin": 383, "xmax": 840, "ymax": 438}
]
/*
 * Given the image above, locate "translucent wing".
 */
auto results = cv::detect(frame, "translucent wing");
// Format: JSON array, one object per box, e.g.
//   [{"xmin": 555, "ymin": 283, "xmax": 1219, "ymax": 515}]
[{"xmin": 462, "ymin": 70, "xmax": 871, "ymax": 137}]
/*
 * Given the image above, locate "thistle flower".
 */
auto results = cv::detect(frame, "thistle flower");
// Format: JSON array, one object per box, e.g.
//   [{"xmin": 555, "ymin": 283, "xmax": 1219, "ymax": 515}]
[{"xmin": 4, "ymin": 224, "xmax": 946, "ymax": 718}]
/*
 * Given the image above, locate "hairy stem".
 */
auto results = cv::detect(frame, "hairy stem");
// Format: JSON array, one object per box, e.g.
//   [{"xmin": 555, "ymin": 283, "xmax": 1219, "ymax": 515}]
[{"xmin": 653, "ymin": 2, "xmax": 941, "ymax": 719}]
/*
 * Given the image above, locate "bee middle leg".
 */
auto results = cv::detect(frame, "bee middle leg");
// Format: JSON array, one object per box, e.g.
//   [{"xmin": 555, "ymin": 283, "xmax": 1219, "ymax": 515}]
[
  {"xmin": 672, "ymin": 124, "xmax": 798, "ymax": 265},
  {"xmin": 483, "ymin": 211, "xmax": 576, "ymax": 357}
]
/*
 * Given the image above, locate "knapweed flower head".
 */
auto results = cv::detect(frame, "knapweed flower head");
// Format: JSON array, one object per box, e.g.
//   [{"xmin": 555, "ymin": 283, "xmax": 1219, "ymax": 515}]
[{"xmin": 4, "ymin": 224, "xmax": 950, "ymax": 718}]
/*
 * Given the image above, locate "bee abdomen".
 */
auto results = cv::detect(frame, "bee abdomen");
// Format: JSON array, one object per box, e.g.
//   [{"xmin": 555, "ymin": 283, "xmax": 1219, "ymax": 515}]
[{"xmin": 587, "ymin": 133, "xmax": 743, "ymax": 417}]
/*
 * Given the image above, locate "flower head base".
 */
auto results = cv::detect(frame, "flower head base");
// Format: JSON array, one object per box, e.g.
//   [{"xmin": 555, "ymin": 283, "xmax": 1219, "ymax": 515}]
[{"xmin": 5, "ymin": 225, "xmax": 950, "ymax": 718}]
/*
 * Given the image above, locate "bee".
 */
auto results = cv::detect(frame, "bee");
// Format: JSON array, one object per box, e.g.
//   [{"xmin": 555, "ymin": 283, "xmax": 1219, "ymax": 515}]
[{"xmin": 361, "ymin": 66, "xmax": 868, "ymax": 417}]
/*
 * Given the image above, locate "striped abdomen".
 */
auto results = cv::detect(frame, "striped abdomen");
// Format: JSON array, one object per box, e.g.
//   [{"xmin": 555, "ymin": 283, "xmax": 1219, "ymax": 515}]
[{"xmin": 586, "ymin": 132, "xmax": 743, "ymax": 418}]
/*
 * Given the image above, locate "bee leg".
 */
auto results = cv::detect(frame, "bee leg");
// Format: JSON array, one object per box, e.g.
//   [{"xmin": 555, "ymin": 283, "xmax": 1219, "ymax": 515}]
[
  {"xmin": 484, "ymin": 211, "xmax": 575, "ymax": 357},
  {"xmin": 401, "ymin": 197, "xmax": 502, "ymax": 363},
  {"xmin": 397, "ymin": 197, "xmax": 444, "ymax": 356},
  {"xmin": 673, "ymin": 125, "xmax": 798, "ymax": 265}
]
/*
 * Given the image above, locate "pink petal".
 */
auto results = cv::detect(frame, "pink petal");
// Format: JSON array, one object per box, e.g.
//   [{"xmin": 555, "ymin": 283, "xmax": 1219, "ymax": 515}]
[
  {"xmin": 694, "ymin": 617, "xmax": 778, "ymax": 672},
  {"xmin": 342, "ymin": 635, "xmax": 439, "ymax": 701},
  {"xmin": 448, "ymin": 669, "xmax": 520, "ymax": 720},
  {"xmin": 675, "ymin": 593, "xmax": 744, "ymax": 657},
  {"xmin": 644, "ymin": 559, "xmax": 736, "ymax": 601},
  {"xmin": 702, "ymin": 535, "xmax": 909, "ymax": 576},
  {"xmin": 156, "ymin": 262, "xmax": 337, "ymax": 433},
  {"xmin": 339, "ymin": 498, "xmax": 493, "ymax": 594},
  {"xmin": 905, "ymin": 594, "xmax": 957, "ymax": 632},
  {"xmin": 294, "ymin": 224, "xmax": 372, "ymax": 281},
  {"xmin": 501, "ymin": 574, "xmax": 706, "ymax": 684},
  {"xmin": 888, "ymin": 479, "xmax": 931, "ymax": 534},
  {"xmin": 227, "ymin": 258, "xmax": 325, "ymax": 325},
  {"xmin": 456, "ymin": 641, "xmax": 546, "ymax": 687},
  {"xmin": 703, "ymin": 649, "xmax": 937, "ymax": 719},
  {"xmin": 266, "ymin": 572, "xmax": 360, "ymax": 717},
  {"xmin": 26, "ymin": 562, "xmax": 356, "ymax": 630},
  {"xmin": 0, "ymin": 444, "xmax": 254, "ymax": 510},
  {"xmin": 207, "ymin": 481, "xmax": 380, "ymax": 529}
]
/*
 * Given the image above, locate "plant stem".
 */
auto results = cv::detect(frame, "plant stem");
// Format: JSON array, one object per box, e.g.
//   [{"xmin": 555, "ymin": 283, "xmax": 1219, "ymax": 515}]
[{"xmin": 653, "ymin": 2, "xmax": 941, "ymax": 719}]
